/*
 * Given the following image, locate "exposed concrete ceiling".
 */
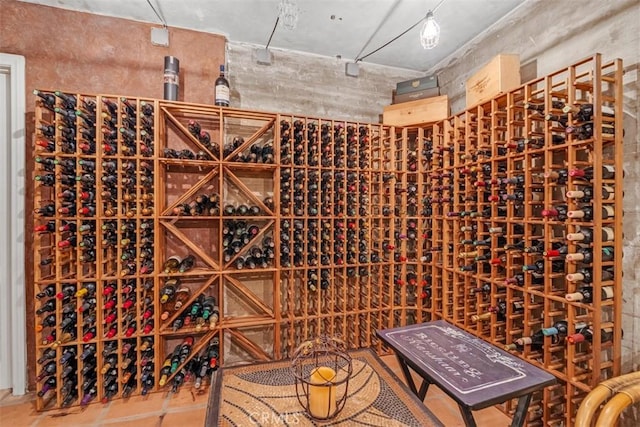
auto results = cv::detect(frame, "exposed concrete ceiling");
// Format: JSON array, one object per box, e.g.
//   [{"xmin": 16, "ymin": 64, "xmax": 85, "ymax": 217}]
[{"xmin": 19, "ymin": 0, "xmax": 525, "ymax": 72}]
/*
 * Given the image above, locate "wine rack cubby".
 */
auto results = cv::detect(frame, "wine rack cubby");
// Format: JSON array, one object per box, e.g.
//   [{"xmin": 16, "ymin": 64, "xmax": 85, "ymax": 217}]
[{"xmin": 32, "ymin": 53, "xmax": 622, "ymax": 426}]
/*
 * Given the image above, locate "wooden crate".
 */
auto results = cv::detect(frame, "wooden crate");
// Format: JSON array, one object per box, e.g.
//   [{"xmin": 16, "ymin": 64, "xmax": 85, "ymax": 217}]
[
  {"xmin": 382, "ymin": 95, "xmax": 449, "ymax": 127},
  {"xmin": 466, "ymin": 54, "xmax": 520, "ymax": 107}
]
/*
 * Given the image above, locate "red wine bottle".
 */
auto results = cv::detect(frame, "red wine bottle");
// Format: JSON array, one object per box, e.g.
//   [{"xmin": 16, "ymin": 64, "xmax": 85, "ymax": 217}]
[
  {"xmin": 541, "ymin": 205, "xmax": 568, "ymax": 221},
  {"xmin": 567, "ymin": 326, "xmax": 618, "ymax": 344},
  {"xmin": 214, "ymin": 65, "xmax": 230, "ymax": 107},
  {"xmin": 569, "ymin": 165, "xmax": 616, "ymax": 181}
]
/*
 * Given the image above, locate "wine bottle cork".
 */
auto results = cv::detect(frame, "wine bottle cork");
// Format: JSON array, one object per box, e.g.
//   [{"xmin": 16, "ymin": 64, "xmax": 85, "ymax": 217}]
[
  {"xmin": 566, "ymin": 272, "xmax": 585, "ymax": 282},
  {"xmin": 518, "ymin": 336, "xmax": 533, "ymax": 345},
  {"xmin": 565, "ymin": 253, "xmax": 585, "ymax": 262},
  {"xmin": 567, "ymin": 210, "xmax": 585, "ymax": 218},
  {"xmin": 544, "ymin": 170, "xmax": 560, "ymax": 179},
  {"xmin": 471, "ymin": 312, "xmax": 492, "ymax": 322},
  {"xmin": 458, "ymin": 251, "xmax": 478, "ymax": 259},
  {"xmin": 566, "ymin": 233, "xmax": 586, "ymax": 241},
  {"xmin": 565, "ymin": 292, "xmax": 584, "ymax": 301},
  {"xmin": 603, "ymin": 205, "xmax": 615, "ymax": 219},
  {"xmin": 565, "ymin": 190, "xmax": 585, "ymax": 199}
]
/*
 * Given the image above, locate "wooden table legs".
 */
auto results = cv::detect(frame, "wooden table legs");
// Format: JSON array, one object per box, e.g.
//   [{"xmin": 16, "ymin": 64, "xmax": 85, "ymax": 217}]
[{"xmin": 393, "ymin": 351, "xmax": 533, "ymax": 427}]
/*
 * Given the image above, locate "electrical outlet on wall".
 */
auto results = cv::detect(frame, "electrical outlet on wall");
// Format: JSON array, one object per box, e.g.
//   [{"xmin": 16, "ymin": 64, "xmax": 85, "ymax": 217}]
[{"xmin": 151, "ymin": 27, "xmax": 169, "ymax": 47}]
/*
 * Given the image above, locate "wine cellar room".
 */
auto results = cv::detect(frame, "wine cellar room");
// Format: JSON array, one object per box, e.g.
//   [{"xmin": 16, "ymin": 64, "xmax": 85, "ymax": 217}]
[{"xmin": 0, "ymin": 0, "xmax": 639, "ymax": 426}]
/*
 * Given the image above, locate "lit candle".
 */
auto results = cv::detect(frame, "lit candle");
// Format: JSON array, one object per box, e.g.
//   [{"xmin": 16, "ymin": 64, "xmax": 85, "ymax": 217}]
[{"xmin": 308, "ymin": 366, "xmax": 337, "ymax": 418}]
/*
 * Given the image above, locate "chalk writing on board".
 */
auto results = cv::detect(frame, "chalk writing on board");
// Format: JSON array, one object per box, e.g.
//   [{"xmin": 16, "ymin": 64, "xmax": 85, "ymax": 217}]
[{"xmin": 387, "ymin": 324, "xmax": 526, "ymax": 394}]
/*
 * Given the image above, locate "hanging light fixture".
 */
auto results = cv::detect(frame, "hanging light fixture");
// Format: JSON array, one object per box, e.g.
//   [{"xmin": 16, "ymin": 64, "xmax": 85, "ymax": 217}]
[
  {"xmin": 278, "ymin": 0, "xmax": 299, "ymax": 30},
  {"xmin": 419, "ymin": 11, "xmax": 440, "ymax": 49}
]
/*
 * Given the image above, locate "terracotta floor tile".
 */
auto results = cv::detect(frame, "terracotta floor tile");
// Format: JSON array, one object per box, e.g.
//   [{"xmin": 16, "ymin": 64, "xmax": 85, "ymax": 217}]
[
  {"xmin": 428, "ymin": 405, "xmax": 466, "ymax": 427},
  {"xmin": 0, "ymin": 400, "xmax": 40, "ymax": 427},
  {"xmin": 103, "ymin": 392, "xmax": 166, "ymax": 420},
  {"xmin": 161, "ymin": 407, "xmax": 206, "ymax": 426},
  {"xmin": 0, "ymin": 391, "xmax": 37, "ymax": 407},
  {"xmin": 165, "ymin": 386, "xmax": 209, "ymax": 410},
  {"xmin": 100, "ymin": 414, "xmax": 163, "ymax": 427},
  {"xmin": 35, "ymin": 402, "xmax": 109, "ymax": 427},
  {"xmin": 0, "ymin": 352, "xmax": 514, "ymax": 426},
  {"xmin": 378, "ymin": 353, "xmax": 511, "ymax": 426}
]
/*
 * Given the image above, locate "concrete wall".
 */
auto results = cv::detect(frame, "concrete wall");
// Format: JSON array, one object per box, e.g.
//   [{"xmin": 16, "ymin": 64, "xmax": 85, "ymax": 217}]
[{"xmin": 226, "ymin": 42, "xmax": 424, "ymax": 123}]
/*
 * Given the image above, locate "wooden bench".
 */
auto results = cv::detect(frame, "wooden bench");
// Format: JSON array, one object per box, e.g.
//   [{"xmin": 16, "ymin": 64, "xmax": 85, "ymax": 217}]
[{"xmin": 377, "ymin": 320, "xmax": 556, "ymax": 427}]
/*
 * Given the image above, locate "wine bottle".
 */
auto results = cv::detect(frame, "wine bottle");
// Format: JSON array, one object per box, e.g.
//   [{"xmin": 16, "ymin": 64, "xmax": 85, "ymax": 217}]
[
  {"xmin": 511, "ymin": 329, "xmax": 545, "ymax": 351},
  {"xmin": 543, "ymin": 245, "xmax": 568, "ymax": 259},
  {"xmin": 541, "ymin": 320, "xmax": 568, "ymax": 338},
  {"xmin": 178, "ymin": 254, "xmax": 196, "ymax": 273},
  {"xmin": 567, "ymin": 326, "xmax": 617, "ymax": 344},
  {"xmin": 160, "ymin": 280, "xmax": 178, "ymax": 303},
  {"xmin": 35, "ymin": 156, "xmax": 56, "ymax": 171},
  {"xmin": 566, "ymin": 268, "xmax": 614, "ymax": 283},
  {"xmin": 487, "ymin": 300, "xmax": 516, "ymax": 322},
  {"xmin": 565, "ymin": 185, "xmax": 615, "ymax": 202},
  {"xmin": 569, "ymin": 165, "xmax": 616, "ymax": 181},
  {"xmin": 566, "ymin": 227, "xmax": 614, "ymax": 243},
  {"xmin": 36, "ymin": 361, "xmax": 57, "ymax": 382},
  {"xmin": 565, "ymin": 247, "xmax": 614, "ymax": 264},
  {"xmin": 470, "ymin": 312, "xmax": 492, "ymax": 322},
  {"xmin": 566, "ymin": 122, "xmax": 615, "ymax": 140},
  {"xmin": 522, "ymin": 260, "xmax": 564, "ymax": 274},
  {"xmin": 541, "ymin": 205, "xmax": 568, "ymax": 221},
  {"xmin": 163, "ymin": 255, "xmax": 182, "ymax": 273},
  {"xmin": 544, "ymin": 169, "xmax": 568, "ymax": 184},
  {"xmin": 80, "ymin": 382, "xmax": 97, "ymax": 406},
  {"xmin": 169, "ymin": 337, "xmax": 194, "ymax": 374},
  {"xmin": 545, "ymin": 113, "xmax": 568, "ymax": 126},
  {"xmin": 214, "ymin": 65, "xmax": 230, "ymax": 107},
  {"xmin": 51, "ymin": 331, "xmax": 75, "ymax": 349},
  {"xmin": 524, "ymin": 100, "xmax": 565, "ymax": 112},
  {"xmin": 34, "ymin": 89, "xmax": 56, "ymax": 108},
  {"xmin": 566, "ymin": 205, "xmax": 615, "ymax": 221},
  {"xmin": 565, "ymin": 285, "xmax": 614, "ymax": 303},
  {"xmin": 36, "ymin": 299, "xmax": 57, "ymax": 315}
]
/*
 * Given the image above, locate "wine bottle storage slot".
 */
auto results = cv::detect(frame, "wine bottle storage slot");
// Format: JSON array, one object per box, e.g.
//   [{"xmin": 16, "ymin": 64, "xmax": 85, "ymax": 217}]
[{"xmin": 32, "ymin": 54, "xmax": 622, "ymax": 424}]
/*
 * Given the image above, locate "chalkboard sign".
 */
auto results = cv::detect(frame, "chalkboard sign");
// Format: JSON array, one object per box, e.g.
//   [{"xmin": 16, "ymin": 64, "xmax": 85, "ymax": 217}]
[{"xmin": 378, "ymin": 320, "xmax": 556, "ymax": 409}]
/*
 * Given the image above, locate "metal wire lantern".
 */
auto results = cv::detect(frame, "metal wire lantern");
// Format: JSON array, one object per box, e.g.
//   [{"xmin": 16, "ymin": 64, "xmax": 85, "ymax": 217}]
[{"xmin": 291, "ymin": 336, "xmax": 353, "ymax": 420}]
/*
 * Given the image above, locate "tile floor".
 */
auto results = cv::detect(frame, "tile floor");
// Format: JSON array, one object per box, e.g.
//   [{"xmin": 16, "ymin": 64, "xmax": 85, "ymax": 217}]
[{"xmin": 0, "ymin": 355, "xmax": 511, "ymax": 426}]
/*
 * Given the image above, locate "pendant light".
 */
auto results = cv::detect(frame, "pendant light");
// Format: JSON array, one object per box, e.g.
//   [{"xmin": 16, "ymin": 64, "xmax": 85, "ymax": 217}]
[{"xmin": 420, "ymin": 11, "xmax": 440, "ymax": 49}]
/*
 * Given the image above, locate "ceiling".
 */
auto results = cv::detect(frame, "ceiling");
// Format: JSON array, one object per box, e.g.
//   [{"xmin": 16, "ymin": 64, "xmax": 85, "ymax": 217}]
[{"xmin": 20, "ymin": 0, "xmax": 525, "ymax": 72}]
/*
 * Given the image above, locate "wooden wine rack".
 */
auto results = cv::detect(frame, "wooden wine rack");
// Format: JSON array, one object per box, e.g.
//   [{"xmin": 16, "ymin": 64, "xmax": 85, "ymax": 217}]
[
  {"xmin": 31, "ymin": 53, "xmax": 622, "ymax": 425},
  {"xmin": 416, "ymin": 54, "xmax": 623, "ymax": 426}
]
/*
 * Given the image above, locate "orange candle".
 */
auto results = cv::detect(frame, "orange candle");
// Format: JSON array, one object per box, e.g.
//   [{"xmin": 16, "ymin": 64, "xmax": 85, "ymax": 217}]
[{"xmin": 308, "ymin": 366, "xmax": 337, "ymax": 418}]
